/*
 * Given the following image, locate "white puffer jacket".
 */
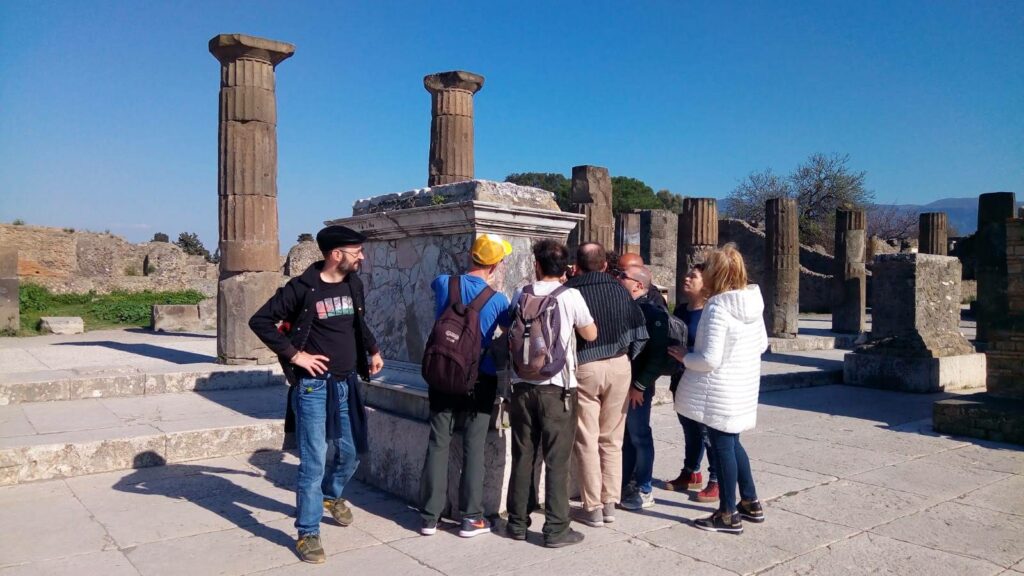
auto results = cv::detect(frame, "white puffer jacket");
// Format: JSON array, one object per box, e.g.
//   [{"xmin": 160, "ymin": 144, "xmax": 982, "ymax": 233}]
[{"xmin": 674, "ymin": 285, "xmax": 768, "ymax": 434}]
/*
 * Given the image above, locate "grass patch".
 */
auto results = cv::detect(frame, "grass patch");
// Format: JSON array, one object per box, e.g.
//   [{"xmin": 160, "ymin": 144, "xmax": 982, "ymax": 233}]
[{"xmin": 17, "ymin": 284, "xmax": 206, "ymax": 336}]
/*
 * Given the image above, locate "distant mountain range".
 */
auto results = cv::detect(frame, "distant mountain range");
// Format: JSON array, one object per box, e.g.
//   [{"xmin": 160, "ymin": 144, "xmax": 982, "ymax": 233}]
[{"xmin": 877, "ymin": 195, "xmax": 1023, "ymax": 236}]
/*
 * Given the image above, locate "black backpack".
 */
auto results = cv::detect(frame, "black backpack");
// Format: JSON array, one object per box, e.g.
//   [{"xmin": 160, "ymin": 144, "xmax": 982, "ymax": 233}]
[{"xmin": 421, "ymin": 276, "xmax": 495, "ymax": 395}]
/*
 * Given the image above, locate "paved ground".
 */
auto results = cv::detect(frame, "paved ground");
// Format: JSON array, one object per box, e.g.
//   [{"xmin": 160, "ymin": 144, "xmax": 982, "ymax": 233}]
[{"xmin": 1, "ymin": 383, "xmax": 1022, "ymax": 575}]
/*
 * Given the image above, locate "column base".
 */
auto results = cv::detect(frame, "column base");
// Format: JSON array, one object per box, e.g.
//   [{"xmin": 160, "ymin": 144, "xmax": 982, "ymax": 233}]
[
  {"xmin": 933, "ymin": 393, "xmax": 1024, "ymax": 445},
  {"xmin": 843, "ymin": 352, "xmax": 987, "ymax": 393}
]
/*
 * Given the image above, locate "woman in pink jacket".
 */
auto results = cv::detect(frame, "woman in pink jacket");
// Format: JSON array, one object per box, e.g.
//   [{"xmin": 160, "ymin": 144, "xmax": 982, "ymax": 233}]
[{"xmin": 671, "ymin": 244, "xmax": 768, "ymax": 534}]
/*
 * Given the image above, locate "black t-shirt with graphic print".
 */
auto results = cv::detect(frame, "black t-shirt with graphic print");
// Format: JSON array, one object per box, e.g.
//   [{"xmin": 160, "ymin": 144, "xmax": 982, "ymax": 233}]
[{"xmin": 300, "ymin": 278, "xmax": 357, "ymax": 378}]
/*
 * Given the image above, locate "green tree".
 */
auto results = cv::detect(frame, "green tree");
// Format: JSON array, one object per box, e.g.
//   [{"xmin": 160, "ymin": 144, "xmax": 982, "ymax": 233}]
[
  {"xmin": 610, "ymin": 176, "xmax": 661, "ymax": 215},
  {"xmin": 505, "ymin": 172, "xmax": 572, "ymax": 210},
  {"xmin": 175, "ymin": 232, "xmax": 212, "ymax": 261},
  {"xmin": 656, "ymin": 189, "xmax": 686, "ymax": 213}
]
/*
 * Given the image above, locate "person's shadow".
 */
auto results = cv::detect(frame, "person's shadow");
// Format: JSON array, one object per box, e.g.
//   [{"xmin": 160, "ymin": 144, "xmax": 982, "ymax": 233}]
[{"xmin": 114, "ymin": 451, "xmax": 297, "ymax": 555}]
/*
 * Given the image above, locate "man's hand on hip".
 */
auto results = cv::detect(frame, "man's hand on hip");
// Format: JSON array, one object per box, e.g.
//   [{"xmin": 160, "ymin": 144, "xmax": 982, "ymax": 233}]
[
  {"xmin": 369, "ymin": 353, "xmax": 384, "ymax": 375},
  {"xmin": 291, "ymin": 351, "xmax": 330, "ymax": 376}
]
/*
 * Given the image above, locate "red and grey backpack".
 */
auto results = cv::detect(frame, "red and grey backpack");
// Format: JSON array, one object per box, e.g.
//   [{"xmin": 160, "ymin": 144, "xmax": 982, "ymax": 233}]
[{"xmin": 421, "ymin": 275, "xmax": 495, "ymax": 395}]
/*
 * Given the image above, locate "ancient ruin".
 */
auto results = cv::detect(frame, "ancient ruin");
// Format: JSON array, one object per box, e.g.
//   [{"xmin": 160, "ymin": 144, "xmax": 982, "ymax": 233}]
[
  {"xmin": 675, "ymin": 198, "xmax": 718, "ymax": 305},
  {"xmin": 845, "ymin": 253, "xmax": 985, "ymax": 392},
  {"xmin": 568, "ymin": 165, "xmax": 615, "ymax": 253},
  {"xmin": 210, "ymin": 33, "xmax": 294, "ymax": 365},
  {"xmin": 975, "ymin": 192, "xmax": 1016, "ymax": 344},
  {"xmin": 0, "ymin": 249, "xmax": 18, "ymax": 333},
  {"xmin": 764, "ymin": 198, "xmax": 800, "ymax": 338},
  {"xmin": 832, "ymin": 209, "xmax": 867, "ymax": 334},
  {"xmin": 424, "ymin": 71, "xmax": 484, "ymax": 186},
  {"xmin": 918, "ymin": 212, "xmax": 948, "ymax": 256},
  {"xmin": 615, "ymin": 212, "xmax": 641, "ymax": 255},
  {"xmin": 638, "ymin": 209, "xmax": 679, "ymax": 301}
]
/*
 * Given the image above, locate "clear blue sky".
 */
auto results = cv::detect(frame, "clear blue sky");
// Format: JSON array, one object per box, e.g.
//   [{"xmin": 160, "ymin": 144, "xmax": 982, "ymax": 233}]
[{"xmin": 1, "ymin": 1, "xmax": 1021, "ymax": 250}]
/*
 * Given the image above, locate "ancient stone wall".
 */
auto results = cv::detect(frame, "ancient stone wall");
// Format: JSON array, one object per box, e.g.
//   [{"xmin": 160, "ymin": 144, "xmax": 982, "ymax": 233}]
[
  {"xmin": 0, "ymin": 224, "xmax": 217, "ymax": 296},
  {"xmin": 718, "ymin": 219, "xmax": 838, "ymax": 313},
  {"xmin": 638, "ymin": 209, "xmax": 677, "ymax": 295}
]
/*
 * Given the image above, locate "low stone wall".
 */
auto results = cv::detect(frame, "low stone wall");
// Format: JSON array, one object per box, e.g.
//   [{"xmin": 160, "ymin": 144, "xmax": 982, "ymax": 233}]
[{"xmin": 0, "ymin": 224, "xmax": 217, "ymax": 296}]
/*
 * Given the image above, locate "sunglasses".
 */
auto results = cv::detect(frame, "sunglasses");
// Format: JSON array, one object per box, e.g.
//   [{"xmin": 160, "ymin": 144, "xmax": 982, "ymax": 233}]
[{"xmin": 617, "ymin": 271, "xmax": 641, "ymax": 283}]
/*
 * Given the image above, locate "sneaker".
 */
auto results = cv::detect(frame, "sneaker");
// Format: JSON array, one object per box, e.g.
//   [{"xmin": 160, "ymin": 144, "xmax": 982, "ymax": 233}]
[
  {"xmin": 664, "ymin": 469, "xmax": 702, "ymax": 492},
  {"xmin": 571, "ymin": 507, "xmax": 604, "ymax": 527},
  {"xmin": 544, "ymin": 527, "xmax": 585, "ymax": 548},
  {"xmin": 420, "ymin": 518, "xmax": 438, "ymax": 536},
  {"xmin": 323, "ymin": 498, "xmax": 353, "ymax": 526},
  {"xmin": 696, "ymin": 481, "xmax": 720, "ymax": 503},
  {"xmin": 603, "ymin": 502, "xmax": 617, "ymax": 523},
  {"xmin": 620, "ymin": 490, "xmax": 655, "ymax": 510},
  {"xmin": 737, "ymin": 499, "xmax": 765, "ymax": 523},
  {"xmin": 296, "ymin": 534, "xmax": 326, "ymax": 563},
  {"xmin": 458, "ymin": 516, "xmax": 492, "ymax": 538},
  {"xmin": 505, "ymin": 526, "xmax": 527, "ymax": 541},
  {"xmin": 693, "ymin": 511, "xmax": 743, "ymax": 534}
]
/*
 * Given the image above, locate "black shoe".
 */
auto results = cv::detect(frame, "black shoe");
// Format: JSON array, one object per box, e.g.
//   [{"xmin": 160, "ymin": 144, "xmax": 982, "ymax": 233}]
[
  {"xmin": 544, "ymin": 528, "xmax": 585, "ymax": 548},
  {"xmin": 506, "ymin": 527, "xmax": 527, "ymax": 541},
  {"xmin": 693, "ymin": 511, "xmax": 743, "ymax": 534},
  {"xmin": 737, "ymin": 499, "xmax": 765, "ymax": 523}
]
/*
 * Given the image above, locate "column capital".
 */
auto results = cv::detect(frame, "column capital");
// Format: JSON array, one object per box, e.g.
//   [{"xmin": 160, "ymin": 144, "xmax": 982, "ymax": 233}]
[
  {"xmin": 209, "ymin": 34, "xmax": 295, "ymax": 66},
  {"xmin": 424, "ymin": 70, "xmax": 484, "ymax": 94}
]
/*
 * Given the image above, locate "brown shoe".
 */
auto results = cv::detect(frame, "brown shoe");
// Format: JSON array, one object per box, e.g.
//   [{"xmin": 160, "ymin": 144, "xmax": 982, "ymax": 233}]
[
  {"xmin": 324, "ymin": 498, "xmax": 354, "ymax": 526},
  {"xmin": 296, "ymin": 534, "xmax": 326, "ymax": 563}
]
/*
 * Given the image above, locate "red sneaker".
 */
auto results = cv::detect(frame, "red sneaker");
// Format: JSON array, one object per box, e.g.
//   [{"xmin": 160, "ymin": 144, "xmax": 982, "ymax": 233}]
[
  {"xmin": 664, "ymin": 469, "xmax": 703, "ymax": 492},
  {"xmin": 696, "ymin": 481, "xmax": 719, "ymax": 503}
]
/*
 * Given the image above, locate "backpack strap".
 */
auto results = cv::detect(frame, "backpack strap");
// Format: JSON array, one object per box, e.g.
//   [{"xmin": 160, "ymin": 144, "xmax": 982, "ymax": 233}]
[
  {"xmin": 467, "ymin": 284, "xmax": 496, "ymax": 313},
  {"xmin": 447, "ymin": 275, "xmax": 461, "ymax": 307}
]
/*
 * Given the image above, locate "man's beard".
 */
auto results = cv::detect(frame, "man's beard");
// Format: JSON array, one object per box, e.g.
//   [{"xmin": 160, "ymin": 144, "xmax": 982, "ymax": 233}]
[{"xmin": 339, "ymin": 260, "xmax": 360, "ymax": 274}]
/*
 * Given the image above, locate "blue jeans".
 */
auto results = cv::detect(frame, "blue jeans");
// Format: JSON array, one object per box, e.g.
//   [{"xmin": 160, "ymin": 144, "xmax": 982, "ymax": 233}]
[
  {"xmin": 293, "ymin": 374, "xmax": 360, "ymax": 537},
  {"xmin": 622, "ymin": 385, "xmax": 655, "ymax": 494},
  {"xmin": 678, "ymin": 414, "xmax": 717, "ymax": 482},
  {"xmin": 705, "ymin": 427, "xmax": 757, "ymax": 514}
]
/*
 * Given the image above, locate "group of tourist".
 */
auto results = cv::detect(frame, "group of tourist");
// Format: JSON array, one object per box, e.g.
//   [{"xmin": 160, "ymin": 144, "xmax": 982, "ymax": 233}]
[{"xmin": 250, "ymin": 224, "xmax": 769, "ymax": 564}]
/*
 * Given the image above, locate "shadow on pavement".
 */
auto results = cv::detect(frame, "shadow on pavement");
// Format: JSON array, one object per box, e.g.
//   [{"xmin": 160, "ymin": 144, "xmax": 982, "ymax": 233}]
[
  {"xmin": 124, "ymin": 327, "xmax": 216, "ymax": 339},
  {"xmin": 114, "ymin": 451, "xmax": 297, "ymax": 558},
  {"xmin": 56, "ymin": 341, "xmax": 214, "ymax": 364}
]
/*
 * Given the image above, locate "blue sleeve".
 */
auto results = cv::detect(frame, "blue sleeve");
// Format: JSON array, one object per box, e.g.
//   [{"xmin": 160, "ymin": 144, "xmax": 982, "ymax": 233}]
[
  {"xmin": 432, "ymin": 275, "xmax": 448, "ymax": 320},
  {"xmin": 479, "ymin": 292, "xmax": 511, "ymax": 344}
]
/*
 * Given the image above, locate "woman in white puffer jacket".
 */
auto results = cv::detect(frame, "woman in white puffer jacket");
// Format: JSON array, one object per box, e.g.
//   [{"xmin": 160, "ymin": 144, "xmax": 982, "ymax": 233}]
[{"xmin": 671, "ymin": 244, "xmax": 768, "ymax": 534}]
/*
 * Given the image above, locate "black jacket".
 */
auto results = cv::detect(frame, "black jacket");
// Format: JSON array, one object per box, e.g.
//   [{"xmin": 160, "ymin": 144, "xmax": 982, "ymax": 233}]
[
  {"xmin": 566, "ymin": 271, "xmax": 649, "ymax": 364},
  {"xmin": 248, "ymin": 262, "xmax": 379, "ymax": 453},
  {"xmin": 630, "ymin": 295, "xmax": 672, "ymax": 392}
]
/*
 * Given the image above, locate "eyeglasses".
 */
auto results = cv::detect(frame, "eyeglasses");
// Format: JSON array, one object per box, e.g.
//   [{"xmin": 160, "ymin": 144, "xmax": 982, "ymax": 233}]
[
  {"xmin": 335, "ymin": 247, "xmax": 363, "ymax": 256},
  {"xmin": 617, "ymin": 271, "xmax": 641, "ymax": 284}
]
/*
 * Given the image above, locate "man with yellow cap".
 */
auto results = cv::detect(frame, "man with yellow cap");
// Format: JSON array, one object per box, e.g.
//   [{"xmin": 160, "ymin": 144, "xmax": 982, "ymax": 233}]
[{"xmin": 418, "ymin": 234, "xmax": 513, "ymax": 538}]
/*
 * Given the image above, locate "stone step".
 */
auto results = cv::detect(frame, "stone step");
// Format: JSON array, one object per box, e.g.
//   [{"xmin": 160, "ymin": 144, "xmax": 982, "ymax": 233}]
[
  {"xmin": 767, "ymin": 333, "xmax": 861, "ymax": 353},
  {"xmin": 0, "ymin": 365, "xmax": 284, "ymax": 405},
  {"xmin": 0, "ymin": 386, "xmax": 286, "ymax": 486}
]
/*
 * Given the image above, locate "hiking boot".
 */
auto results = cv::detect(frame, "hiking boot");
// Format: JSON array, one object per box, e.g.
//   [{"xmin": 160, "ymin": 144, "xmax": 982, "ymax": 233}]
[
  {"xmin": 458, "ymin": 516, "xmax": 492, "ymax": 538},
  {"xmin": 296, "ymin": 534, "xmax": 326, "ymax": 564},
  {"xmin": 696, "ymin": 481, "xmax": 720, "ymax": 503},
  {"xmin": 603, "ymin": 502, "xmax": 617, "ymax": 523},
  {"xmin": 620, "ymin": 490, "xmax": 655, "ymax": 510},
  {"xmin": 544, "ymin": 528, "xmax": 585, "ymax": 548},
  {"xmin": 693, "ymin": 511, "xmax": 743, "ymax": 534},
  {"xmin": 571, "ymin": 507, "xmax": 604, "ymax": 527},
  {"xmin": 420, "ymin": 518, "xmax": 438, "ymax": 536},
  {"xmin": 664, "ymin": 469, "xmax": 702, "ymax": 492},
  {"xmin": 323, "ymin": 498, "xmax": 353, "ymax": 526},
  {"xmin": 737, "ymin": 499, "xmax": 765, "ymax": 523}
]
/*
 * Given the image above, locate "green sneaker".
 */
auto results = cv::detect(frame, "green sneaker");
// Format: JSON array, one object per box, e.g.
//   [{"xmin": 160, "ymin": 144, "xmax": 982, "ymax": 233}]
[
  {"xmin": 324, "ymin": 498, "xmax": 354, "ymax": 526},
  {"xmin": 296, "ymin": 534, "xmax": 326, "ymax": 564}
]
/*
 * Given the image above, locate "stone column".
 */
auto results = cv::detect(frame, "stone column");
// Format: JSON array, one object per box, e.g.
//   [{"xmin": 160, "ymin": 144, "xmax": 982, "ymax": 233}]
[
  {"xmin": 424, "ymin": 71, "xmax": 484, "ymax": 187},
  {"xmin": 639, "ymin": 210, "xmax": 679, "ymax": 305},
  {"xmin": 615, "ymin": 212, "xmax": 641, "ymax": 255},
  {"xmin": 976, "ymin": 192, "xmax": 1017, "ymax": 343},
  {"xmin": 986, "ymin": 218, "xmax": 1024, "ymax": 400},
  {"xmin": 918, "ymin": 212, "xmax": 948, "ymax": 256},
  {"xmin": 675, "ymin": 198, "xmax": 718, "ymax": 305},
  {"xmin": 0, "ymin": 249, "xmax": 17, "ymax": 334},
  {"xmin": 210, "ymin": 33, "xmax": 294, "ymax": 364},
  {"xmin": 764, "ymin": 198, "xmax": 800, "ymax": 338},
  {"xmin": 568, "ymin": 165, "xmax": 615, "ymax": 253},
  {"xmin": 833, "ymin": 209, "xmax": 867, "ymax": 334}
]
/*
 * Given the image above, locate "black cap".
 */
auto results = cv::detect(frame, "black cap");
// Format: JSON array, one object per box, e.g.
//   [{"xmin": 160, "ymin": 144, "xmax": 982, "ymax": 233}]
[{"xmin": 316, "ymin": 225, "xmax": 367, "ymax": 253}]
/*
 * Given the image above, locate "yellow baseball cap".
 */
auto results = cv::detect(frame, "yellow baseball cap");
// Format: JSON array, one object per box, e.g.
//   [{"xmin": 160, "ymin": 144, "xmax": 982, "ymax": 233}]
[{"xmin": 472, "ymin": 234, "xmax": 513, "ymax": 265}]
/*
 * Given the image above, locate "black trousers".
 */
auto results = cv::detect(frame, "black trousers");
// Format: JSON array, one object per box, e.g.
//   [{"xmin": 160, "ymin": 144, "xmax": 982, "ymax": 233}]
[{"xmin": 506, "ymin": 383, "xmax": 577, "ymax": 542}]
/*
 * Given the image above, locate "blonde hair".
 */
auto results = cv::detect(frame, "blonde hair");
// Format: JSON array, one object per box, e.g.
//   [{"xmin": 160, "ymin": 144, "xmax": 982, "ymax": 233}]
[{"xmin": 702, "ymin": 243, "xmax": 749, "ymax": 297}]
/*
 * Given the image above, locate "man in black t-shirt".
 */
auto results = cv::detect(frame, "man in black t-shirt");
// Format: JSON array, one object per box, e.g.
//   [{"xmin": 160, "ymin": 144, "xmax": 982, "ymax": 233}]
[{"xmin": 249, "ymin": 225, "xmax": 383, "ymax": 564}]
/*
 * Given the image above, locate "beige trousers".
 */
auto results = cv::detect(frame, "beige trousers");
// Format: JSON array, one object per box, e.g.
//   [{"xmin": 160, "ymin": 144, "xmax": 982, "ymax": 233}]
[{"xmin": 573, "ymin": 354, "xmax": 632, "ymax": 511}]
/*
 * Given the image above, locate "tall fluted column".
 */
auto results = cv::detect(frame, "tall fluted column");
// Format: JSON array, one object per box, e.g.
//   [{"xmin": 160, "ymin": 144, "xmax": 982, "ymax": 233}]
[
  {"xmin": 833, "ymin": 209, "xmax": 867, "ymax": 334},
  {"xmin": 976, "ymin": 192, "xmax": 1017, "ymax": 343},
  {"xmin": 675, "ymin": 198, "xmax": 718, "ymax": 305},
  {"xmin": 919, "ymin": 212, "xmax": 948, "ymax": 256},
  {"xmin": 764, "ymin": 198, "xmax": 800, "ymax": 338},
  {"xmin": 424, "ymin": 71, "xmax": 484, "ymax": 186},
  {"xmin": 210, "ymin": 33, "xmax": 294, "ymax": 364},
  {"xmin": 568, "ymin": 165, "xmax": 615, "ymax": 252}
]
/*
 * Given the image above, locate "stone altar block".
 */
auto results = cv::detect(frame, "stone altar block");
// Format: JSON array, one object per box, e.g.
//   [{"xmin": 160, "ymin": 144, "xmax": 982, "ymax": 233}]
[
  {"xmin": 0, "ymin": 249, "xmax": 17, "ymax": 334},
  {"xmin": 844, "ymin": 253, "xmax": 985, "ymax": 393},
  {"xmin": 327, "ymin": 179, "xmax": 582, "ymax": 516}
]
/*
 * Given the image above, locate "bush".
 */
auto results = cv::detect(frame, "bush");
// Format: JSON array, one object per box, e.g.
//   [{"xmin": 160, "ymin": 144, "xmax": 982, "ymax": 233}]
[
  {"xmin": 19, "ymin": 284, "xmax": 51, "ymax": 312},
  {"xmin": 12, "ymin": 219, "xmax": 25, "ymax": 225},
  {"xmin": 89, "ymin": 290, "xmax": 206, "ymax": 325}
]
